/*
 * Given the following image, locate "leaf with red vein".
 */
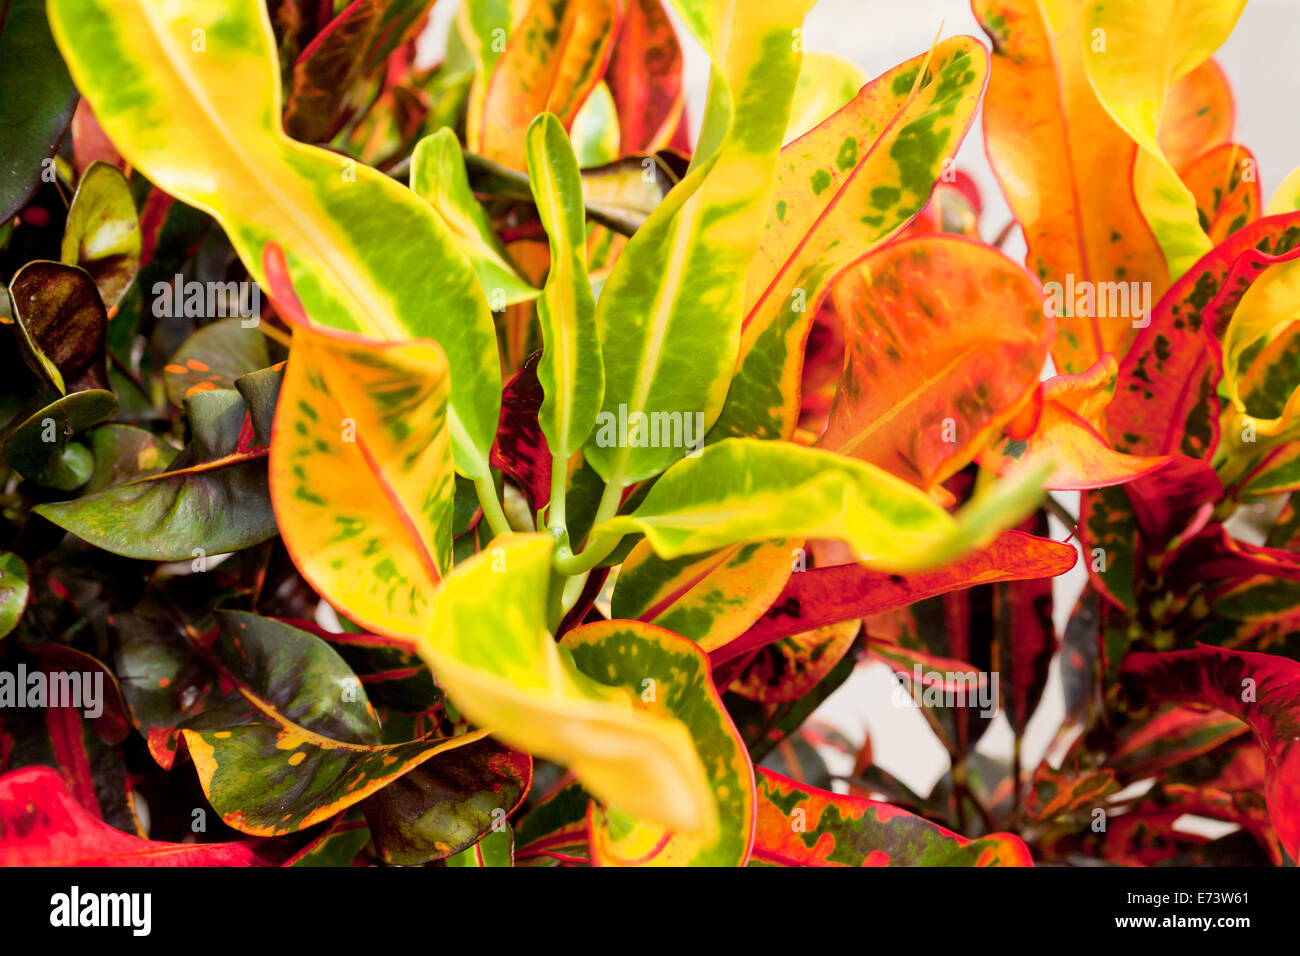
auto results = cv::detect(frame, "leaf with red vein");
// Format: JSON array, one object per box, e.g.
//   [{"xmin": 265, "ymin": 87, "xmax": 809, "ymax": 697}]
[
  {"xmin": 604, "ymin": 0, "xmax": 682, "ymax": 154},
  {"xmin": 1109, "ymin": 212, "xmax": 1300, "ymax": 459},
  {"xmin": 1119, "ymin": 644, "xmax": 1300, "ymax": 858},
  {"xmin": 715, "ymin": 530, "xmax": 1076, "ymax": 665},
  {"xmin": 752, "ymin": 768, "xmax": 1032, "ymax": 866}
]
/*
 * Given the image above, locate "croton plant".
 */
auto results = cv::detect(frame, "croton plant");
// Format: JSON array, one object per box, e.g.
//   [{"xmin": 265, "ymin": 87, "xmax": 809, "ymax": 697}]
[{"xmin": 0, "ymin": 0, "xmax": 1295, "ymax": 869}]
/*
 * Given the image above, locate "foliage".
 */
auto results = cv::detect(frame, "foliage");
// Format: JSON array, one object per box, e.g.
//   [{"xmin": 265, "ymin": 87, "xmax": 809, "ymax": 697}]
[{"xmin": 0, "ymin": 0, "xmax": 1293, "ymax": 868}]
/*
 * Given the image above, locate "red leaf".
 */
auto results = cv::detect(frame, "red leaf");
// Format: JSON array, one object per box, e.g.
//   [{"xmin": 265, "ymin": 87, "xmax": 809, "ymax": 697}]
[
  {"xmin": 490, "ymin": 352, "xmax": 551, "ymax": 512},
  {"xmin": 714, "ymin": 530, "xmax": 1076, "ymax": 665},
  {"xmin": 1119, "ymin": 644, "xmax": 1300, "ymax": 859},
  {"xmin": 1109, "ymin": 212, "xmax": 1300, "ymax": 459},
  {"xmin": 0, "ymin": 767, "xmax": 290, "ymax": 866},
  {"xmin": 605, "ymin": 0, "xmax": 683, "ymax": 154}
]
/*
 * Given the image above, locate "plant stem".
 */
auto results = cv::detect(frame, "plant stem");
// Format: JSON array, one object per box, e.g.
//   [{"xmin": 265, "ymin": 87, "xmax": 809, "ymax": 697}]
[
  {"xmin": 547, "ymin": 454, "xmax": 568, "ymax": 538},
  {"xmin": 552, "ymin": 530, "xmax": 620, "ymax": 577},
  {"xmin": 1043, "ymin": 493, "xmax": 1076, "ymax": 531},
  {"xmin": 474, "ymin": 475, "xmax": 513, "ymax": 538}
]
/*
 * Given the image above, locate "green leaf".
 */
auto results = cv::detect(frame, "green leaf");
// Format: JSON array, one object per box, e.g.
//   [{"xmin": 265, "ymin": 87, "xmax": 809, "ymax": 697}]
[
  {"xmin": 0, "ymin": 551, "xmax": 30, "ymax": 639},
  {"xmin": 566, "ymin": 619, "xmax": 755, "ymax": 866},
  {"xmin": 569, "ymin": 80, "xmax": 620, "ymax": 167},
  {"xmin": 60, "ymin": 161, "xmax": 141, "ymax": 310},
  {"xmin": 415, "ymin": 533, "xmax": 719, "ymax": 837},
  {"xmin": 35, "ymin": 371, "xmax": 278, "ymax": 559},
  {"xmin": 362, "ymin": 740, "xmax": 530, "ymax": 865},
  {"xmin": 710, "ymin": 38, "xmax": 990, "ymax": 443},
  {"xmin": 410, "ymin": 128, "xmax": 537, "ymax": 307},
  {"xmin": 592, "ymin": 438, "xmax": 1049, "ymax": 570},
  {"xmin": 2, "ymin": 388, "xmax": 117, "ymax": 490},
  {"xmin": 163, "ymin": 318, "xmax": 272, "ymax": 408},
  {"xmin": 80, "ymin": 423, "xmax": 177, "ymax": 493},
  {"xmin": 48, "ymin": 0, "xmax": 500, "ymax": 476},
  {"xmin": 525, "ymin": 112, "xmax": 604, "ymax": 461},
  {"xmin": 584, "ymin": 0, "xmax": 815, "ymax": 485},
  {"xmin": 0, "ymin": 0, "xmax": 77, "ymax": 221},
  {"xmin": 445, "ymin": 826, "xmax": 514, "ymax": 866}
]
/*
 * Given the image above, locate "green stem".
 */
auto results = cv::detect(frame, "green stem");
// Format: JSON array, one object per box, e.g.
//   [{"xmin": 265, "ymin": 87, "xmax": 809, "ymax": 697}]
[
  {"xmin": 553, "ymin": 530, "xmax": 621, "ymax": 577},
  {"xmin": 474, "ymin": 475, "xmax": 513, "ymax": 538},
  {"xmin": 547, "ymin": 454, "xmax": 568, "ymax": 537},
  {"xmin": 552, "ymin": 468, "xmax": 626, "ymax": 577}
]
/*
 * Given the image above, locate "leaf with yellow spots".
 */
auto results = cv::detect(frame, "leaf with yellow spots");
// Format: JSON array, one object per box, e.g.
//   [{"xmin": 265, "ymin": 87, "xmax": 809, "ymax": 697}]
[
  {"xmin": 710, "ymin": 38, "xmax": 990, "ymax": 444},
  {"xmin": 416, "ymin": 533, "xmax": 720, "ymax": 838},
  {"xmin": 264, "ymin": 244, "xmax": 456, "ymax": 638},
  {"xmin": 563, "ymin": 619, "xmax": 755, "ymax": 866},
  {"xmin": 36, "ymin": 367, "xmax": 280, "ymax": 560},
  {"xmin": 752, "ymin": 767, "xmax": 1032, "ymax": 866},
  {"xmin": 47, "ymin": 0, "xmax": 501, "ymax": 477},
  {"xmin": 816, "ymin": 236, "xmax": 1051, "ymax": 491},
  {"xmin": 361, "ymin": 740, "xmax": 531, "ymax": 865},
  {"xmin": 148, "ymin": 611, "xmax": 493, "ymax": 836}
]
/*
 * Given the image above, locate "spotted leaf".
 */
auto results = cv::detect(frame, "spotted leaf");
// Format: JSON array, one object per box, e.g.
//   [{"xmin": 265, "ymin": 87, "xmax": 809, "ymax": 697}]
[
  {"xmin": 816, "ymin": 236, "xmax": 1051, "ymax": 490},
  {"xmin": 564, "ymin": 620, "xmax": 754, "ymax": 866},
  {"xmin": 712, "ymin": 39, "xmax": 990, "ymax": 443},
  {"xmin": 752, "ymin": 768, "xmax": 1032, "ymax": 866},
  {"xmin": 415, "ymin": 533, "xmax": 718, "ymax": 838},
  {"xmin": 1119, "ymin": 644, "xmax": 1300, "ymax": 858}
]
